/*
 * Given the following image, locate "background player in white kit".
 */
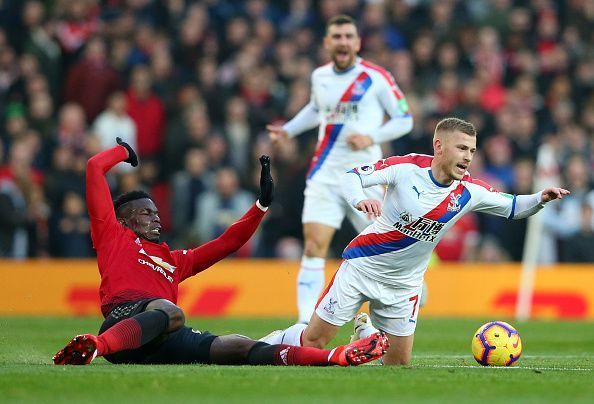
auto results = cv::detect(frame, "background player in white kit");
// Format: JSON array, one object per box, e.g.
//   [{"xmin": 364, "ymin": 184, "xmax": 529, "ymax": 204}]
[
  {"xmin": 262, "ymin": 117, "xmax": 569, "ymax": 365},
  {"xmin": 267, "ymin": 15, "xmax": 413, "ymax": 324}
]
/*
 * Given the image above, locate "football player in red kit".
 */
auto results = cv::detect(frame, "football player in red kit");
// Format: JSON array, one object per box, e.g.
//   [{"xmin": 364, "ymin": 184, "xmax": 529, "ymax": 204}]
[{"xmin": 53, "ymin": 138, "xmax": 387, "ymax": 366}]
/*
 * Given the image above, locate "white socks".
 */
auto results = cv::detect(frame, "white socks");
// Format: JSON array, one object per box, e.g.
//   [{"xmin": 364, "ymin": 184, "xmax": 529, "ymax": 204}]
[
  {"xmin": 296, "ymin": 256, "xmax": 326, "ymax": 324},
  {"xmin": 260, "ymin": 323, "xmax": 307, "ymax": 346},
  {"xmin": 359, "ymin": 322, "xmax": 379, "ymax": 339}
]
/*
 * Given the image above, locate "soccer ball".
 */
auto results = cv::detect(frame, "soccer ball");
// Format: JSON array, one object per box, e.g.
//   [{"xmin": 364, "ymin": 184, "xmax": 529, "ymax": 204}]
[{"xmin": 471, "ymin": 321, "xmax": 522, "ymax": 366}]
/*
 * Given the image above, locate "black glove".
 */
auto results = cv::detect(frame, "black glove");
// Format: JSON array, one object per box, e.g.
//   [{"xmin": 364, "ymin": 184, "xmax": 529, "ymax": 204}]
[
  {"xmin": 258, "ymin": 155, "xmax": 274, "ymax": 207},
  {"xmin": 116, "ymin": 137, "xmax": 138, "ymax": 167}
]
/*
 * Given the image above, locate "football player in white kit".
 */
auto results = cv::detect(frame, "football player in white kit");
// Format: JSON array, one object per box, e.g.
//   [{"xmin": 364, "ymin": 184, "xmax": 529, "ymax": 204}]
[
  {"xmin": 261, "ymin": 117, "xmax": 569, "ymax": 365},
  {"xmin": 267, "ymin": 15, "xmax": 413, "ymax": 324}
]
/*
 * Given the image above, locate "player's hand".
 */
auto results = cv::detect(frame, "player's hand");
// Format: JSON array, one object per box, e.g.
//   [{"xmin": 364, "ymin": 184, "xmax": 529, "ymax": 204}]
[
  {"xmin": 266, "ymin": 124, "xmax": 289, "ymax": 144},
  {"xmin": 541, "ymin": 187, "xmax": 570, "ymax": 202},
  {"xmin": 355, "ymin": 199, "xmax": 382, "ymax": 219},
  {"xmin": 116, "ymin": 137, "xmax": 138, "ymax": 167},
  {"xmin": 258, "ymin": 155, "xmax": 274, "ymax": 207},
  {"xmin": 346, "ymin": 134, "xmax": 374, "ymax": 151}
]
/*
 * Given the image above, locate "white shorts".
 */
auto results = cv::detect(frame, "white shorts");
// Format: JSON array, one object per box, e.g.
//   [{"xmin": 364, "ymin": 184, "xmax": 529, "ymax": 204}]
[
  {"xmin": 302, "ymin": 179, "xmax": 384, "ymax": 232},
  {"xmin": 315, "ymin": 261, "xmax": 423, "ymax": 336}
]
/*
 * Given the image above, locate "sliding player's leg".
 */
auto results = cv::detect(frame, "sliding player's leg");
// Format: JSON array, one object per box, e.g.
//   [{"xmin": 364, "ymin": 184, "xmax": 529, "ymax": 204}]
[
  {"xmin": 209, "ymin": 333, "xmax": 388, "ymax": 366},
  {"xmin": 53, "ymin": 299, "xmax": 183, "ymax": 365},
  {"xmin": 130, "ymin": 327, "xmax": 387, "ymax": 366}
]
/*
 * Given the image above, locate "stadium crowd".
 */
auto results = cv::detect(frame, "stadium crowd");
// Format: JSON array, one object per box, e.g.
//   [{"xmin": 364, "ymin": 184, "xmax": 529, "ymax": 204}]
[{"xmin": 0, "ymin": 0, "xmax": 593, "ymax": 263}]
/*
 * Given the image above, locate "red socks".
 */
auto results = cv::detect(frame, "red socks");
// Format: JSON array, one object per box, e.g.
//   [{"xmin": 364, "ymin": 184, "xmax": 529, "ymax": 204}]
[
  {"xmin": 96, "ymin": 318, "xmax": 142, "ymax": 356},
  {"xmin": 273, "ymin": 344, "xmax": 333, "ymax": 366},
  {"xmin": 96, "ymin": 310, "xmax": 170, "ymax": 356}
]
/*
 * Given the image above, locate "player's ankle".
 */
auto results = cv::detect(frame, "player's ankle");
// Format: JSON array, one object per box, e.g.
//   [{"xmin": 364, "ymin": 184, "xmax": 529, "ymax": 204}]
[{"xmin": 95, "ymin": 335, "xmax": 106, "ymax": 356}]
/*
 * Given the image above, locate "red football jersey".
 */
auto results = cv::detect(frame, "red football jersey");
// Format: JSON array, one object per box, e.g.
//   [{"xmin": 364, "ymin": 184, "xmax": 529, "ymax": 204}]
[{"xmin": 87, "ymin": 146, "xmax": 266, "ymax": 316}]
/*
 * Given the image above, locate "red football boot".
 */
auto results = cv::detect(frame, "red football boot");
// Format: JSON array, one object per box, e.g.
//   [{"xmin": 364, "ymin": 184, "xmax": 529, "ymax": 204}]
[
  {"xmin": 330, "ymin": 331, "xmax": 389, "ymax": 366},
  {"xmin": 53, "ymin": 334, "xmax": 99, "ymax": 365}
]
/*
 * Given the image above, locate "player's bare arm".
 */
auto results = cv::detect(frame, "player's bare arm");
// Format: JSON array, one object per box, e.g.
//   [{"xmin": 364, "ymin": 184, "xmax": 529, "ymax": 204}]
[
  {"xmin": 541, "ymin": 187, "xmax": 570, "ymax": 202},
  {"xmin": 346, "ymin": 133, "xmax": 374, "ymax": 151},
  {"xmin": 266, "ymin": 124, "xmax": 289, "ymax": 143},
  {"xmin": 355, "ymin": 199, "xmax": 382, "ymax": 217}
]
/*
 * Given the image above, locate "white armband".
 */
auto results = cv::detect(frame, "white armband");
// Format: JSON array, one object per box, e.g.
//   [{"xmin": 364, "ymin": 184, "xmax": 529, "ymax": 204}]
[{"xmin": 256, "ymin": 200, "xmax": 269, "ymax": 212}]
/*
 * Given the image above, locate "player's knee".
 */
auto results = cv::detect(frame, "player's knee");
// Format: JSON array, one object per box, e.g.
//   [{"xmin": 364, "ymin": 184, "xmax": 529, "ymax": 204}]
[
  {"xmin": 167, "ymin": 306, "xmax": 185, "ymax": 331},
  {"xmin": 383, "ymin": 353, "xmax": 411, "ymax": 366},
  {"xmin": 146, "ymin": 299, "xmax": 185, "ymax": 332},
  {"xmin": 300, "ymin": 333, "xmax": 327, "ymax": 349},
  {"xmin": 385, "ymin": 358, "xmax": 411, "ymax": 366},
  {"xmin": 303, "ymin": 239, "xmax": 326, "ymax": 257}
]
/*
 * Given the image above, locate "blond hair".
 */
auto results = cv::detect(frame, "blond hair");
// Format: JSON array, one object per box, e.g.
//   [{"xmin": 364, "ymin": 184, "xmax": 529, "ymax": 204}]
[{"xmin": 434, "ymin": 117, "xmax": 476, "ymax": 137}]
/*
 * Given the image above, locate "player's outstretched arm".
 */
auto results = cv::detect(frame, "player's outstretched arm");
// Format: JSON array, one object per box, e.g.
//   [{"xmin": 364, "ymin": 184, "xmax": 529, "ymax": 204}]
[
  {"xmin": 86, "ymin": 141, "xmax": 138, "ymax": 242},
  {"xmin": 266, "ymin": 124, "xmax": 289, "ymax": 143},
  {"xmin": 540, "ymin": 187, "xmax": 570, "ymax": 202},
  {"xmin": 512, "ymin": 187, "xmax": 570, "ymax": 220},
  {"xmin": 269, "ymin": 102, "xmax": 320, "ymax": 144}
]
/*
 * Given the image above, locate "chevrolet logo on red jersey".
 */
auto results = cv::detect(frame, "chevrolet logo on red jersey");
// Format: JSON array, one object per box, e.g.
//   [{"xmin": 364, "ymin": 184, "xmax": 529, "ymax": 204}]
[{"xmin": 138, "ymin": 248, "xmax": 176, "ymax": 273}]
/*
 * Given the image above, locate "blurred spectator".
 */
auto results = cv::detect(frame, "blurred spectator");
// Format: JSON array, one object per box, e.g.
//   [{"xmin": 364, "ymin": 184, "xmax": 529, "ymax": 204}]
[
  {"xmin": 195, "ymin": 58, "xmax": 225, "ymax": 126},
  {"xmin": 561, "ymin": 203, "xmax": 594, "ymax": 263},
  {"xmin": 0, "ymin": 138, "xmax": 48, "ymax": 257},
  {"xmin": 54, "ymin": 0, "xmax": 100, "ymax": 67},
  {"xmin": 21, "ymin": 0, "xmax": 62, "ymax": 100},
  {"xmin": 55, "ymin": 102, "xmax": 87, "ymax": 152},
  {"xmin": 92, "ymin": 91, "xmax": 136, "ymax": 172},
  {"xmin": 164, "ymin": 102, "xmax": 211, "ymax": 174},
  {"xmin": 0, "ymin": 177, "xmax": 30, "ymax": 257},
  {"xmin": 223, "ymin": 96, "xmax": 252, "ymax": 178},
  {"xmin": 170, "ymin": 148, "xmax": 209, "ymax": 246},
  {"xmin": 63, "ymin": 36, "xmax": 121, "ymax": 122},
  {"xmin": 44, "ymin": 146, "xmax": 85, "ymax": 210},
  {"xmin": 483, "ymin": 135, "xmax": 514, "ymax": 190},
  {"xmin": 125, "ymin": 64, "xmax": 165, "ymax": 159},
  {"xmin": 192, "ymin": 167, "xmax": 255, "ymax": 254},
  {"xmin": 501, "ymin": 158, "xmax": 535, "ymax": 261},
  {"xmin": 48, "ymin": 191, "xmax": 93, "ymax": 257},
  {"xmin": 28, "ymin": 92, "xmax": 56, "ymax": 144},
  {"xmin": 542, "ymin": 154, "xmax": 594, "ymax": 242}
]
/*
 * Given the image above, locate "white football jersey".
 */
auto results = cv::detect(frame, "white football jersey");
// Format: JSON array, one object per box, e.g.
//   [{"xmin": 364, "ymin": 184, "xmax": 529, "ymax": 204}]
[
  {"xmin": 342, "ymin": 154, "xmax": 516, "ymax": 287},
  {"xmin": 284, "ymin": 58, "xmax": 412, "ymax": 185}
]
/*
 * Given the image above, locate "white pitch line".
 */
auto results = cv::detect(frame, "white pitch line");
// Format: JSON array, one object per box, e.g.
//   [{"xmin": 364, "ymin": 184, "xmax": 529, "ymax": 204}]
[{"xmin": 413, "ymin": 364, "xmax": 592, "ymax": 372}]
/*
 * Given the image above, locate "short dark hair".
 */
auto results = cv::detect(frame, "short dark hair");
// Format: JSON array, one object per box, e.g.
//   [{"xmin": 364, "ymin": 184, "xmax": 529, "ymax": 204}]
[
  {"xmin": 113, "ymin": 190, "xmax": 152, "ymax": 214},
  {"xmin": 435, "ymin": 117, "xmax": 477, "ymax": 137},
  {"xmin": 326, "ymin": 14, "xmax": 357, "ymax": 35}
]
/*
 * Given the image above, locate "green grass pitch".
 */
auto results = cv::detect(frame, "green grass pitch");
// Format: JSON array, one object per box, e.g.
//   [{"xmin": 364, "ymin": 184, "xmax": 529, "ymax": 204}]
[{"xmin": 1, "ymin": 316, "xmax": 593, "ymax": 403}]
